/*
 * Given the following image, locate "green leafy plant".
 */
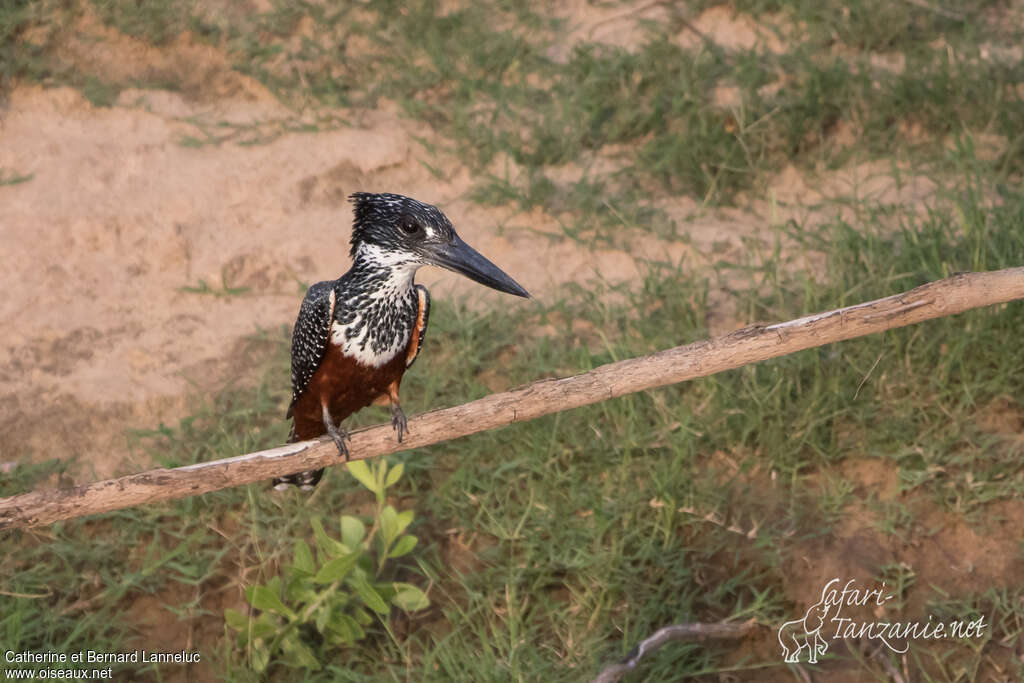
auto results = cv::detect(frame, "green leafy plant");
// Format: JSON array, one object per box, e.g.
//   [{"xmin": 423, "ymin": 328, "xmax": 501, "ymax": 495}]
[{"xmin": 224, "ymin": 459, "xmax": 429, "ymax": 672}]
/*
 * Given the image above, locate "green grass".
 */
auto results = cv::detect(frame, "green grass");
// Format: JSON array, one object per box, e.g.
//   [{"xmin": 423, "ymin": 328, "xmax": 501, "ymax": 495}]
[
  {"xmin": 178, "ymin": 272, "xmax": 252, "ymax": 298},
  {"xmin": 0, "ymin": 168, "xmax": 34, "ymax": 186},
  {"xmin": 87, "ymin": 0, "xmax": 197, "ymax": 46},
  {"xmin": 0, "ymin": 0, "xmax": 69, "ymax": 97}
]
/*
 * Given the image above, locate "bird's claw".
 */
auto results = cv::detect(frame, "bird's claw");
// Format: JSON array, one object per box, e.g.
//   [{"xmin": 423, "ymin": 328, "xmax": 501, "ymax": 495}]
[
  {"xmin": 391, "ymin": 404, "xmax": 408, "ymax": 443},
  {"xmin": 327, "ymin": 424, "xmax": 351, "ymax": 460}
]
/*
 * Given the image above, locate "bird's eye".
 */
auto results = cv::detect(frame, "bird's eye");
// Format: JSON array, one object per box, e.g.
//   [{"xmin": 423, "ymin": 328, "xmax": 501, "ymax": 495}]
[{"xmin": 401, "ymin": 219, "xmax": 420, "ymax": 235}]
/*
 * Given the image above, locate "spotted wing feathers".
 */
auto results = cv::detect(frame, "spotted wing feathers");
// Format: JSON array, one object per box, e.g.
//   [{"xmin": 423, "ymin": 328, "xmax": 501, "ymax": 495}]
[{"xmin": 286, "ymin": 281, "xmax": 336, "ymax": 418}]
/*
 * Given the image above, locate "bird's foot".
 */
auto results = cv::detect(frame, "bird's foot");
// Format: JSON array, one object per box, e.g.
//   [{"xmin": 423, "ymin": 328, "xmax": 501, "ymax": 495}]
[
  {"xmin": 391, "ymin": 403, "xmax": 408, "ymax": 443},
  {"xmin": 327, "ymin": 423, "xmax": 351, "ymax": 460},
  {"xmin": 321, "ymin": 404, "xmax": 351, "ymax": 460}
]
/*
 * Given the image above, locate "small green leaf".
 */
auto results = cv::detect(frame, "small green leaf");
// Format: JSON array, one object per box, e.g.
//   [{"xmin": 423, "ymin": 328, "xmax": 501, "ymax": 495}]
[
  {"xmin": 292, "ymin": 539, "xmax": 315, "ymax": 575},
  {"xmin": 315, "ymin": 604, "xmax": 330, "ymax": 633},
  {"xmin": 350, "ymin": 575, "xmax": 389, "ymax": 614},
  {"xmin": 311, "ymin": 516, "xmax": 347, "ymax": 559},
  {"xmin": 224, "ymin": 608, "xmax": 248, "ymax": 631},
  {"xmin": 384, "ymin": 462, "xmax": 404, "ymax": 488},
  {"xmin": 250, "ymin": 614, "xmax": 278, "ymax": 643},
  {"xmin": 246, "ymin": 585, "xmax": 295, "ymax": 620},
  {"xmin": 388, "ymin": 535, "xmax": 418, "ymax": 558},
  {"xmin": 343, "ymin": 613, "xmax": 366, "ymax": 641},
  {"xmin": 313, "ymin": 553, "xmax": 358, "ymax": 584},
  {"xmin": 346, "ymin": 460, "xmax": 378, "ymax": 494},
  {"xmin": 324, "ymin": 618, "xmax": 352, "ymax": 646},
  {"xmin": 326, "ymin": 612, "xmax": 364, "ymax": 644},
  {"xmin": 379, "ymin": 505, "xmax": 398, "ymax": 547},
  {"xmin": 394, "ymin": 509, "xmax": 414, "ymax": 536},
  {"xmin": 340, "ymin": 515, "xmax": 366, "ymax": 548},
  {"xmin": 373, "ymin": 581, "xmax": 397, "ymax": 603},
  {"xmin": 250, "ymin": 641, "xmax": 270, "ymax": 672},
  {"xmin": 251, "ymin": 614, "xmax": 278, "ymax": 639},
  {"xmin": 285, "ymin": 576, "xmax": 316, "ymax": 606},
  {"xmin": 392, "ymin": 583, "xmax": 430, "ymax": 611},
  {"xmin": 281, "ymin": 632, "xmax": 321, "ymax": 670}
]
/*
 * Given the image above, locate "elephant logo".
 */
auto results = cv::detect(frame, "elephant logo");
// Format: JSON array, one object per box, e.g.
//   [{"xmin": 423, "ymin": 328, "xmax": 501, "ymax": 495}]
[{"xmin": 778, "ymin": 579, "xmax": 838, "ymax": 664}]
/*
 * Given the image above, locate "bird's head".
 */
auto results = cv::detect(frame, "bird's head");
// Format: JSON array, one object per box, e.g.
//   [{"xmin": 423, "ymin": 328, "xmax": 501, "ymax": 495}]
[{"xmin": 348, "ymin": 192, "xmax": 529, "ymax": 298}]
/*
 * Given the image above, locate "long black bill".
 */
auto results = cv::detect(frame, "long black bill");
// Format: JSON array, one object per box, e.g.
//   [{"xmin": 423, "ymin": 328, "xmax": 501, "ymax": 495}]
[{"xmin": 428, "ymin": 234, "xmax": 530, "ymax": 298}]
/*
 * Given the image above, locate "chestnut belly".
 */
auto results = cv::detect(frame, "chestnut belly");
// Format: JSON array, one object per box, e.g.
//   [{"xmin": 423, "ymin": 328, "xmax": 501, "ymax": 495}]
[{"xmin": 290, "ymin": 341, "xmax": 408, "ymax": 440}]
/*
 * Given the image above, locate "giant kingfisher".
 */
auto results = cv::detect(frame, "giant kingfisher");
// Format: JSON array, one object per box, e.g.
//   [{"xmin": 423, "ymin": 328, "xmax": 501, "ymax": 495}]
[{"xmin": 274, "ymin": 193, "xmax": 529, "ymax": 489}]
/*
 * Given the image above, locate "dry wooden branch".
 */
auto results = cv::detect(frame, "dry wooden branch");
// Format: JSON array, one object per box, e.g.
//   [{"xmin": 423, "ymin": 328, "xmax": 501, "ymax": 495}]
[
  {"xmin": 1, "ymin": 267, "xmax": 1022, "ymax": 530},
  {"xmin": 591, "ymin": 620, "xmax": 758, "ymax": 683}
]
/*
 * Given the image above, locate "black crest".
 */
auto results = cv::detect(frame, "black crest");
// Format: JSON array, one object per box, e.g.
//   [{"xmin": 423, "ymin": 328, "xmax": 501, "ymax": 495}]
[{"xmin": 348, "ymin": 192, "xmax": 455, "ymax": 258}]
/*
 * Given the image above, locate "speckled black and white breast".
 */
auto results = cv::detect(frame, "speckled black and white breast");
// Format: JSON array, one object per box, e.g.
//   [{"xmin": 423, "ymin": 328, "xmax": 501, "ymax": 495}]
[{"xmin": 329, "ymin": 246, "xmax": 421, "ymax": 368}]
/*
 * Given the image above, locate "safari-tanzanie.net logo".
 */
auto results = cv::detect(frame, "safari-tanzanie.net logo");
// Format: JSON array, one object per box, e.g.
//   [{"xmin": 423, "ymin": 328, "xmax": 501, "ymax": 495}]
[{"xmin": 778, "ymin": 578, "xmax": 987, "ymax": 664}]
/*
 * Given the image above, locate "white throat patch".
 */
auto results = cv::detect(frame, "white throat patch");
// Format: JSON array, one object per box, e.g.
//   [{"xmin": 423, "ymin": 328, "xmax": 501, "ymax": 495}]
[{"xmin": 329, "ymin": 245, "xmax": 422, "ymax": 367}]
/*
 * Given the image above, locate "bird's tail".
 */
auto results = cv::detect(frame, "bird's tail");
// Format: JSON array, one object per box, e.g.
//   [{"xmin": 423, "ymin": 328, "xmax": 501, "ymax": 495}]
[{"xmin": 271, "ymin": 423, "xmax": 325, "ymax": 491}]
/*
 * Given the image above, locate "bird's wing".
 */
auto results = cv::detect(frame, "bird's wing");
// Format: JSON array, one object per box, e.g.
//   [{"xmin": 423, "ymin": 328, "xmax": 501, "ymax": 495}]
[
  {"xmin": 405, "ymin": 285, "xmax": 431, "ymax": 369},
  {"xmin": 286, "ymin": 281, "xmax": 336, "ymax": 418}
]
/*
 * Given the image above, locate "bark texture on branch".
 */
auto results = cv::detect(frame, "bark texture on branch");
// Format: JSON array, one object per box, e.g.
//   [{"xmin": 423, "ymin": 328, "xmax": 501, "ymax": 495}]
[{"xmin": 2, "ymin": 267, "xmax": 1022, "ymax": 530}]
